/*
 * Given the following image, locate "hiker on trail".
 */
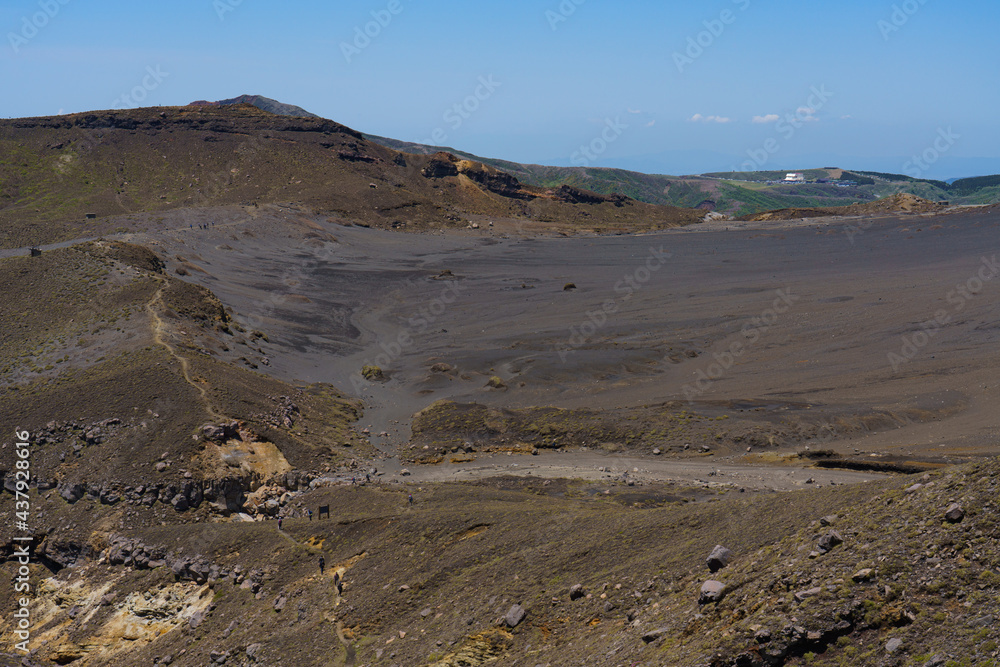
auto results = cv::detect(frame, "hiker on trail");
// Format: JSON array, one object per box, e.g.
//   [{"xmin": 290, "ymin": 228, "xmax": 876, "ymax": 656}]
[
  {"xmin": 408, "ymin": 494, "xmax": 413, "ymax": 505},
  {"xmin": 333, "ymin": 572, "xmax": 339, "ymax": 585},
  {"xmin": 366, "ymin": 473, "xmax": 370, "ymax": 483},
  {"xmin": 319, "ymin": 556, "xmax": 325, "ymax": 575},
  {"xmin": 277, "ymin": 517, "xmax": 283, "ymax": 530},
  {"xmin": 352, "ymin": 476, "xmax": 356, "ymax": 485},
  {"xmin": 308, "ymin": 509, "xmax": 313, "ymax": 521}
]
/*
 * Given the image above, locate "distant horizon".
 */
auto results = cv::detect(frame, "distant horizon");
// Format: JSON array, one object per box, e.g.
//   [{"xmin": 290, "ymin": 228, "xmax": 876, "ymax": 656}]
[
  {"xmin": 3, "ymin": 1, "xmax": 997, "ymax": 181},
  {"xmin": 5, "ymin": 96, "xmax": 997, "ymax": 183}
]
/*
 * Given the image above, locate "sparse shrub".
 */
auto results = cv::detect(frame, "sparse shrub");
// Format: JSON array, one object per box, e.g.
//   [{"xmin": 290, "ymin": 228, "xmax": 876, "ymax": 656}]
[{"xmin": 362, "ymin": 365, "xmax": 384, "ymax": 381}]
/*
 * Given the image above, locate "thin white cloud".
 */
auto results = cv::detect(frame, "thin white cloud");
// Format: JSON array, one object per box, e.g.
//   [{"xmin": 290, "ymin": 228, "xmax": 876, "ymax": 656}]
[
  {"xmin": 627, "ymin": 108, "xmax": 643, "ymax": 114},
  {"xmin": 752, "ymin": 114, "xmax": 780, "ymax": 124},
  {"xmin": 797, "ymin": 106, "xmax": 819, "ymax": 121},
  {"xmin": 690, "ymin": 114, "xmax": 731, "ymax": 124},
  {"xmin": 840, "ymin": 114, "xmax": 853, "ymax": 120},
  {"xmin": 645, "ymin": 119, "xmax": 656, "ymax": 127}
]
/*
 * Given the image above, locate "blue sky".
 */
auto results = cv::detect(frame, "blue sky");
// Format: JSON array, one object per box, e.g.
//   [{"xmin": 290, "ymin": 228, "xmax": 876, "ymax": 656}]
[{"xmin": 3, "ymin": 0, "xmax": 998, "ymax": 178}]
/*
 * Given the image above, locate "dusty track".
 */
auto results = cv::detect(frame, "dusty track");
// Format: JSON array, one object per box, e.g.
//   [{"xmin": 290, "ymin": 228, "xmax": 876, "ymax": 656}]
[{"xmin": 145, "ymin": 281, "xmax": 226, "ymax": 422}]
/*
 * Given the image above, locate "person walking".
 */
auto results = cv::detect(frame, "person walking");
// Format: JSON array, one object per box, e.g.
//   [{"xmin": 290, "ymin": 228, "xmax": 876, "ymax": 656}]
[
  {"xmin": 307, "ymin": 509, "xmax": 313, "ymax": 522},
  {"xmin": 318, "ymin": 556, "xmax": 325, "ymax": 575},
  {"xmin": 408, "ymin": 494, "xmax": 413, "ymax": 505},
  {"xmin": 277, "ymin": 517, "xmax": 283, "ymax": 531}
]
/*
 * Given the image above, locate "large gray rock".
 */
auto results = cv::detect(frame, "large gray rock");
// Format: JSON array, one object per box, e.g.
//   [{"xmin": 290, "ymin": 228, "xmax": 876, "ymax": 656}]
[
  {"xmin": 706, "ymin": 545, "xmax": 732, "ymax": 573},
  {"xmin": 504, "ymin": 604, "xmax": 526, "ymax": 628},
  {"xmin": 569, "ymin": 584, "xmax": 586, "ymax": 601},
  {"xmin": 59, "ymin": 483, "xmax": 86, "ymax": 504},
  {"xmin": 944, "ymin": 503, "xmax": 964, "ymax": 523},
  {"xmin": 817, "ymin": 530, "xmax": 844, "ymax": 553},
  {"xmin": 641, "ymin": 627, "xmax": 670, "ymax": 643},
  {"xmin": 170, "ymin": 494, "xmax": 189, "ymax": 512},
  {"xmin": 699, "ymin": 580, "xmax": 726, "ymax": 604},
  {"xmin": 794, "ymin": 587, "xmax": 823, "ymax": 602},
  {"xmin": 201, "ymin": 424, "xmax": 227, "ymax": 441}
]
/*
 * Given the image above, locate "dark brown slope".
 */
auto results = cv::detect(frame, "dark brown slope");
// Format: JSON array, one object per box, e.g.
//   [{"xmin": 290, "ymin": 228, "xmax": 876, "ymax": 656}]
[{"xmin": 0, "ymin": 104, "xmax": 704, "ymax": 249}]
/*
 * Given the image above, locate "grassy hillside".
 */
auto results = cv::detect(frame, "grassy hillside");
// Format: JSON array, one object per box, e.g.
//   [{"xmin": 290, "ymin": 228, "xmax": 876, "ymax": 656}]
[
  {"xmin": 0, "ymin": 106, "xmax": 704, "ymax": 249},
  {"xmin": 366, "ymin": 135, "xmax": 1000, "ymax": 216}
]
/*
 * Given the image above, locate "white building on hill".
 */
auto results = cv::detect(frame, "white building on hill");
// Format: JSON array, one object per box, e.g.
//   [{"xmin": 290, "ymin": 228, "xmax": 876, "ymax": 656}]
[{"xmin": 784, "ymin": 173, "xmax": 806, "ymax": 183}]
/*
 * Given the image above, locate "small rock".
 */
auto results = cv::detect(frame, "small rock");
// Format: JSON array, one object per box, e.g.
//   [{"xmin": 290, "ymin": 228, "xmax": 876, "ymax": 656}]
[
  {"xmin": 754, "ymin": 628, "xmax": 771, "ymax": 643},
  {"xmin": 794, "ymin": 587, "xmax": 822, "ymax": 602},
  {"xmin": 944, "ymin": 503, "xmax": 964, "ymax": 523},
  {"xmin": 420, "ymin": 608, "xmax": 432, "ymax": 618},
  {"xmin": 652, "ymin": 448, "xmax": 661, "ymax": 455},
  {"xmin": 886, "ymin": 637, "xmax": 903, "ymax": 654},
  {"xmin": 699, "ymin": 580, "xmax": 726, "ymax": 605},
  {"xmin": 852, "ymin": 568, "xmax": 874, "ymax": 582},
  {"xmin": 641, "ymin": 627, "xmax": 669, "ymax": 643},
  {"xmin": 819, "ymin": 514, "xmax": 838, "ymax": 526},
  {"xmin": 398, "ymin": 584, "xmax": 410, "ymax": 592},
  {"xmin": 273, "ymin": 594, "xmax": 287, "ymax": 612},
  {"xmin": 569, "ymin": 584, "xmax": 586, "ymax": 601},
  {"xmin": 922, "ymin": 655, "xmax": 947, "ymax": 667},
  {"xmin": 504, "ymin": 604, "xmax": 526, "ymax": 628},
  {"xmin": 706, "ymin": 545, "xmax": 732, "ymax": 573}
]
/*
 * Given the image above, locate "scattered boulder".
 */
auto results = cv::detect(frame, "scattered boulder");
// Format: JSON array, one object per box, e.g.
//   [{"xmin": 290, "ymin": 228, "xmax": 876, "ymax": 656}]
[
  {"xmin": 817, "ymin": 530, "xmax": 844, "ymax": 554},
  {"xmin": 641, "ymin": 627, "xmax": 669, "ymax": 643},
  {"xmin": 944, "ymin": 503, "xmax": 964, "ymax": 523},
  {"xmin": 201, "ymin": 424, "xmax": 227, "ymax": 441},
  {"xmin": 706, "ymin": 545, "xmax": 732, "ymax": 573},
  {"xmin": 59, "ymin": 483, "xmax": 86, "ymax": 504},
  {"xmin": 563, "ymin": 283, "xmax": 577, "ymax": 291},
  {"xmin": 486, "ymin": 376, "xmax": 507, "ymax": 390},
  {"xmin": 794, "ymin": 587, "xmax": 823, "ymax": 602},
  {"xmin": 504, "ymin": 604, "xmax": 526, "ymax": 628},
  {"xmin": 170, "ymin": 494, "xmax": 189, "ymax": 512},
  {"xmin": 852, "ymin": 568, "xmax": 874, "ymax": 582},
  {"xmin": 886, "ymin": 637, "xmax": 903, "ymax": 654},
  {"xmin": 569, "ymin": 584, "xmax": 586, "ymax": 601},
  {"xmin": 699, "ymin": 580, "xmax": 726, "ymax": 605}
]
